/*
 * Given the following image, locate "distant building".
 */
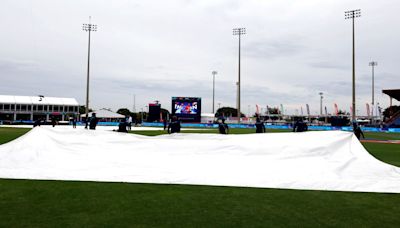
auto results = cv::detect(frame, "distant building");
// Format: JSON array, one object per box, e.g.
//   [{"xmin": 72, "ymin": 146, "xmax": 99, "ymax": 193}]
[
  {"xmin": 200, "ymin": 113, "xmax": 216, "ymax": 123},
  {"xmin": 0, "ymin": 95, "xmax": 79, "ymax": 122},
  {"xmin": 80, "ymin": 108, "xmax": 125, "ymax": 122}
]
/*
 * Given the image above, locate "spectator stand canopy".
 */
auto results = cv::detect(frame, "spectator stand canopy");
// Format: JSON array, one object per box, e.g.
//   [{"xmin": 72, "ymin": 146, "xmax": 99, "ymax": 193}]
[
  {"xmin": 382, "ymin": 89, "xmax": 400, "ymax": 126},
  {"xmin": 81, "ymin": 108, "xmax": 126, "ymax": 122},
  {"xmin": 0, "ymin": 95, "xmax": 79, "ymax": 122},
  {"xmin": 383, "ymin": 89, "xmax": 400, "ymax": 106}
]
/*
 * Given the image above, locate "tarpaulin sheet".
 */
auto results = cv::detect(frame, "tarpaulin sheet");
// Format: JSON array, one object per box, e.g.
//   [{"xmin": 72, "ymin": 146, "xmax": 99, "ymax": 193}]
[{"xmin": 1, "ymin": 127, "xmax": 400, "ymax": 193}]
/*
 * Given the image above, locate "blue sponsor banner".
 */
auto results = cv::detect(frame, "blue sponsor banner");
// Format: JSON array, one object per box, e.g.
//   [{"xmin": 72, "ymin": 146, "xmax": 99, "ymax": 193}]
[
  {"xmin": 66, "ymin": 122, "xmax": 120, "ymax": 126},
  {"xmin": 1, "ymin": 119, "xmax": 398, "ymax": 133},
  {"xmin": 266, "ymin": 125, "xmax": 290, "ymax": 129},
  {"xmin": 97, "ymin": 122, "xmax": 119, "ymax": 126},
  {"xmin": 308, "ymin": 126, "xmax": 334, "ymax": 131},
  {"xmin": 73, "ymin": 122, "xmax": 398, "ymax": 133},
  {"xmin": 140, "ymin": 122, "xmax": 398, "ymax": 132},
  {"xmin": 341, "ymin": 126, "xmax": 353, "ymax": 132},
  {"xmin": 12, "ymin": 120, "xmax": 34, "ymax": 124},
  {"xmin": 143, "ymin": 122, "xmax": 164, "ymax": 127},
  {"xmin": 228, "ymin": 124, "xmax": 255, "ymax": 129},
  {"xmin": 388, "ymin": 128, "xmax": 400, "ymax": 133},
  {"xmin": 361, "ymin": 127, "xmax": 383, "ymax": 132},
  {"xmin": 142, "ymin": 122, "xmax": 291, "ymax": 129},
  {"xmin": 142, "ymin": 122, "xmax": 255, "ymax": 128}
]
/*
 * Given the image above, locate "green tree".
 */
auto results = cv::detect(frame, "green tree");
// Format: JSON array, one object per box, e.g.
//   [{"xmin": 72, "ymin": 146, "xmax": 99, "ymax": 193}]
[
  {"xmin": 138, "ymin": 111, "xmax": 148, "ymax": 123},
  {"xmin": 216, "ymin": 107, "xmax": 244, "ymax": 118},
  {"xmin": 117, "ymin": 108, "xmax": 131, "ymax": 117},
  {"xmin": 79, "ymin": 106, "xmax": 93, "ymax": 115}
]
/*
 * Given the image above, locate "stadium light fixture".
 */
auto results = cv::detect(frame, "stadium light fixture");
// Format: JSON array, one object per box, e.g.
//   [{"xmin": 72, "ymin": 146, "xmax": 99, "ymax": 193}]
[
  {"xmin": 345, "ymin": 9, "xmax": 361, "ymax": 122},
  {"xmin": 319, "ymin": 92, "xmax": 324, "ymax": 117},
  {"xmin": 233, "ymin": 28, "xmax": 246, "ymax": 123},
  {"xmin": 82, "ymin": 16, "xmax": 97, "ymax": 128}
]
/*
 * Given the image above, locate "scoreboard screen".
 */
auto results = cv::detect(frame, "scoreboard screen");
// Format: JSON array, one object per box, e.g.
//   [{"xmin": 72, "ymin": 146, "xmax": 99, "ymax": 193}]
[{"xmin": 171, "ymin": 97, "xmax": 201, "ymax": 122}]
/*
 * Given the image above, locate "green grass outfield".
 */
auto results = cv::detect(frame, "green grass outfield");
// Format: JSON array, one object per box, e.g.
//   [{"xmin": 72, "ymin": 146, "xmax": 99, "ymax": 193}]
[{"xmin": 0, "ymin": 127, "xmax": 400, "ymax": 227}]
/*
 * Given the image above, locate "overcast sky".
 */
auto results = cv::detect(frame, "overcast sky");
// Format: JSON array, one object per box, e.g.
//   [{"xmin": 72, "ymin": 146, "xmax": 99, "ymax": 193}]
[{"xmin": 0, "ymin": 0, "xmax": 399, "ymax": 115}]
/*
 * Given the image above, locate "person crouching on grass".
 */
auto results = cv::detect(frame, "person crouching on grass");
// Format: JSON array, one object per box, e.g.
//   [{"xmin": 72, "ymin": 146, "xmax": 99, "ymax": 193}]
[
  {"xmin": 113, "ymin": 119, "xmax": 128, "ymax": 133},
  {"xmin": 293, "ymin": 118, "xmax": 308, "ymax": 132},
  {"xmin": 168, "ymin": 116, "xmax": 181, "ymax": 134}
]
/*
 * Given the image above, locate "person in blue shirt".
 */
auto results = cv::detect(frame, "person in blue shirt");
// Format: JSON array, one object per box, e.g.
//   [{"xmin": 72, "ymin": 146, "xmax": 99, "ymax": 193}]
[
  {"xmin": 353, "ymin": 122, "xmax": 365, "ymax": 140},
  {"xmin": 255, "ymin": 117, "xmax": 266, "ymax": 133},
  {"xmin": 218, "ymin": 118, "xmax": 229, "ymax": 134},
  {"xmin": 89, "ymin": 113, "xmax": 98, "ymax": 130}
]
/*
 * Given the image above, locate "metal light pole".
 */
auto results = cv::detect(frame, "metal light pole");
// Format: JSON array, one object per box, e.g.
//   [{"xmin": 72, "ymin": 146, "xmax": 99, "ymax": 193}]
[
  {"xmin": 319, "ymin": 92, "xmax": 323, "ymax": 116},
  {"xmin": 345, "ymin": 9, "xmax": 361, "ymax": 122},
  {"xmin": 212, "ymin": 71, "xmax": 218, "ymax": 114},
  {"xmin": 82, "ymin": 17, "xmax": 97, "ymax": 128},
  {"xmin": 233, "ymin": 27, "xmax": 246, "ymax": 123},
  {"xmin": 133, "ymin": 94, "xmax": 136, "ymax": 113},
  {"xmin": 369, "ymin": 61, "xmax": 378, "ymax": 117}
]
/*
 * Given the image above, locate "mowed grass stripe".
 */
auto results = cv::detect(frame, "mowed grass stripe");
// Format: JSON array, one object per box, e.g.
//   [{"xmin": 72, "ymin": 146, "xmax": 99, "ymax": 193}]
[
  {"xmin": 0, "ymin": 127, "xmax": 31, "ymax": 145},
  {"xmin": 0, "ymin": 179, "xmax": 399, "ymax": 227}
]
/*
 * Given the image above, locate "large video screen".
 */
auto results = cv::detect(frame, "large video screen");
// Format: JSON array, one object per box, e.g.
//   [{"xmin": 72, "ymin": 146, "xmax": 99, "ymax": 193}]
[
  {"xmin": 172, "ymin": 97, "xmax": 201, "ymax": 122},
  {"xmin": 174, "ymin": 101, "xmax": 198, "ymax": 114}
]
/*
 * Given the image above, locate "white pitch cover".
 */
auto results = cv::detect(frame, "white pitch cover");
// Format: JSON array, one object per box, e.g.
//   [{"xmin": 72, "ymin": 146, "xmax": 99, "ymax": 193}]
[{"xmin": 0, "ymin": 127, "xmax": 399, "ymax": 193}]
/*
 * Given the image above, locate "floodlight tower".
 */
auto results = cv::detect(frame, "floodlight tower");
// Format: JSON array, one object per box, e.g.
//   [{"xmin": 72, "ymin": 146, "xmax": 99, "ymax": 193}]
[
  {"xmin": 369, "ymin": 61, "xmax": 378, "ymax": 116},
  {"xmin": 82, "ymin": 17, "xmax": 97, "ymax": 128},
  {"xmin": 345, "ymin": 9, "xmax": 361, "ymax": 122},
  {"xmin": 133, "ymin": 94, "xmax": 136, "ymax": 113},
  {"xmin": 233, "ymin": 27, "xmax": 246, "ymax": 123},
  {"xmin": 319, "ymin": 92, "xmax": 324, "ymax": 116},
  {"xmin": 212, "ymin": 71, "xmax": 218, "ymax": 114}
]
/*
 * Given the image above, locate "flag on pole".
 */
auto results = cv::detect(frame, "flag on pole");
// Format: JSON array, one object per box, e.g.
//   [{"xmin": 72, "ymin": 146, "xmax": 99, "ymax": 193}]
[
  {"xmin": 371, "ymin": 104, "xmax": 374, "ymax": 117},
  {"xmin": 334, "ymin": 103, "xmax": 339, "ymax": 116},
  {"xmin": 280, "ymin": 104, "xmax": 284, "ymax": 115},
  {"xmin": 306, "ymin": 104, "xmax": 310, "ymax": 115},
  {"xmin": 366, "ymin": 103, "xmax": 370, "ymax": 117},
  {"xmin": 325, "ymin": 106, "xmax": 328, "ymax": 115}
]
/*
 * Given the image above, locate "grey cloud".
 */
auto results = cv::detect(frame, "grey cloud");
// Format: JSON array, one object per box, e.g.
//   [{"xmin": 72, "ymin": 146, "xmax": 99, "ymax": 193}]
[
  {"xmin": 244, "ymin": 39, "xmax": 305, "ymax": 59},
  {"xmin": 1, "ymin": 0, "xmax": 399, "ymax": 114},
  {"xmin": 0, "ymin": 59, "xmax": 38, "ymax": 72},
  {"xmin": 309, "ymin": 61, "xmax": 349, "ymax": 70}
]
